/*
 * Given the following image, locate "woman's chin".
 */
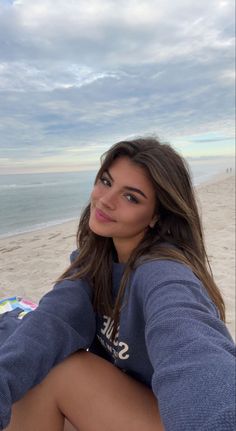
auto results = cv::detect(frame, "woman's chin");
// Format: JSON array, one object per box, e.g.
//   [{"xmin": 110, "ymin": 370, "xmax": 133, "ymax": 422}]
[{"xmin": 89, "ymin": 218, "xmax": 109, "ymax": 237}]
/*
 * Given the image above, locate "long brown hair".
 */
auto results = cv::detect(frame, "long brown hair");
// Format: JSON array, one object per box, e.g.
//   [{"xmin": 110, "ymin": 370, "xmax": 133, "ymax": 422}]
[{"xmin": 58, "ymin": 137, "xmax": 225, "ymax": 338}]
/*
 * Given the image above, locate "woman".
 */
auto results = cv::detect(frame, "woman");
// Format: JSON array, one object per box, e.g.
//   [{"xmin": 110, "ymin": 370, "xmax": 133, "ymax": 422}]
[{"xmin": 0, "ymin": 137, "xmax": 235, "ymax": 431}]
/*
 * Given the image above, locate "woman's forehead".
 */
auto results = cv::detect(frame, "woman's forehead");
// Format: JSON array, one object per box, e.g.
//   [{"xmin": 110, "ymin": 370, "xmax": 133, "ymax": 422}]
[{"xmin": 105, "ymin": 157, "xmax": 155, "ymax": 194}]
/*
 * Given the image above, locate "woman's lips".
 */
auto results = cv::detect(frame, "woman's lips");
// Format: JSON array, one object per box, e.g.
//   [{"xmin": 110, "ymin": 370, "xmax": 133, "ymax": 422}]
[{"xmin": 95, "ymin": 208, "xmax": 115, "ymax": 223}]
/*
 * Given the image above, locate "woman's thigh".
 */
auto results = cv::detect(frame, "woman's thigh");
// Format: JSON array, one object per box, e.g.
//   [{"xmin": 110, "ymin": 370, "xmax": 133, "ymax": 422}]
[{"xmin": 48, "ymin": 351, "xmax": 163, "ymax": 431}]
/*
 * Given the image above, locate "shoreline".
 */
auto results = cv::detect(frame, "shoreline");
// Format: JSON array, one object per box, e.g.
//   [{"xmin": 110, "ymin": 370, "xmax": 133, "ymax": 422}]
[
  {"xmin": 0, "ymin": 173, "xmax": 235, "ymax": 340},
  {"xmin": 0, "ymin": 216, "xmax": 80, "ymax": 241}
]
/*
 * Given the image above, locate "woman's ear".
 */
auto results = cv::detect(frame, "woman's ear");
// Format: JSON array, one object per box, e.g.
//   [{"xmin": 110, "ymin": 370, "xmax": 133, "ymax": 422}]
[{"xmin": 149, "ymin": 215, "xmax": 158, "ymax": 228}]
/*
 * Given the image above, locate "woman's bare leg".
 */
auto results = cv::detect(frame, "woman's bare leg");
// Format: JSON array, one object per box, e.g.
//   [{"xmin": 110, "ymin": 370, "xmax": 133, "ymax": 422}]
[{"xmin": 6, "ymin": 351, "xmax": 164, "ymax": 431}]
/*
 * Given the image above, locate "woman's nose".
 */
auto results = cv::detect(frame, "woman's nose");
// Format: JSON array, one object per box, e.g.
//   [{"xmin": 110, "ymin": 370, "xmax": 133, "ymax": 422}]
[{"xmin": 99, "ymin": 190, "xmax": 116, "ymax": 209}]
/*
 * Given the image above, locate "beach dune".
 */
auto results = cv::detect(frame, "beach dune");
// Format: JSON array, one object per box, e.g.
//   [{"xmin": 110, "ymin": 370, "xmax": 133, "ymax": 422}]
[{"xmin": 0, "ymin": 174, "xmax": 235, "ymax": 340}]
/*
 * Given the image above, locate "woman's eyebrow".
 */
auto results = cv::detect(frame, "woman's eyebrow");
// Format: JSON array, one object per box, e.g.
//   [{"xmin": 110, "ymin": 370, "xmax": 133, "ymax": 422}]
[{"xmin": 105, "ymin": 169, "xmax": 147, "ymax": 199}]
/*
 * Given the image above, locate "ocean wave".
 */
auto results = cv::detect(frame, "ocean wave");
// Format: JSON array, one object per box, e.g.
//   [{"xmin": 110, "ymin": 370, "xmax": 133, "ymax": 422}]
[
  {"xmin": 0, "ymin": 216, "xmax": 80, "ymax": 239},
  {"xmin": 0, "ymin": 180, "xmax": 88, "ymax": 191}
]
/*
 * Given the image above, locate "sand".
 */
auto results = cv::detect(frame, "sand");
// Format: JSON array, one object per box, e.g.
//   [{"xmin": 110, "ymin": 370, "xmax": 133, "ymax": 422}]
[{"xmin": 0, "ymin": 173, "xmax": 235, "ymax": 340}]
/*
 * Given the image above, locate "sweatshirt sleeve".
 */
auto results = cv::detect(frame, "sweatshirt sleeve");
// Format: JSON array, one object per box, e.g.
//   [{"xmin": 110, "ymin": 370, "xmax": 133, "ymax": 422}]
[
  {"xmin": 141, "ymin": 261, "xmax": 236, "ymax": 431},
  {"xmin": 0, "ymin": 276, "xmax": 96, "ymax": 430}
]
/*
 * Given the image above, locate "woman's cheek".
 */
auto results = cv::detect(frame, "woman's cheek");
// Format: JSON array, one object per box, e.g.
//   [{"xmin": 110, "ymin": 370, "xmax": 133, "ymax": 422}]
[
  {"xmin": 90, "ymin": 185, "xmax": 100, "ymax": 201},
  {"xmin": 130, "ymin": 209, "xmax": 153, "ymax": 227}
]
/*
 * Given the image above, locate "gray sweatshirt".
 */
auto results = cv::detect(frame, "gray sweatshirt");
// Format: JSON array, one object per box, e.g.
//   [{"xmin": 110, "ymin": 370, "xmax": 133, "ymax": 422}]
[{"xmin": 0, "ymin": 251, "xmax": 235, "ymax": 430}]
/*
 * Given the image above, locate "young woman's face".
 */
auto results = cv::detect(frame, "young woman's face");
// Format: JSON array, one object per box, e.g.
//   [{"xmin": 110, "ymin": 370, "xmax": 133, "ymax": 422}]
[{"xmin": 89, "ymin": 156, "xmax": 157, "ymax": 262}]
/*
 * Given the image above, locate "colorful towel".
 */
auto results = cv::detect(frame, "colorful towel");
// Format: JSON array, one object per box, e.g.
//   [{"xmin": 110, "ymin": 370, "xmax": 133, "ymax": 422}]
[{"xmin": 0, "ymin": 296, "xmax": 38, "ymax": 319}]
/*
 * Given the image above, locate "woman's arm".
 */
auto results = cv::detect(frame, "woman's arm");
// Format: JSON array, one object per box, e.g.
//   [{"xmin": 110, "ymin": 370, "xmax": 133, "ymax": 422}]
[
  {"xmin": 0, "ymin": 277, "xmax": 96, "ymax": 430},
  {"xmin": 142, "ymin": 261, "xmax": 236, "ymax": 431}
]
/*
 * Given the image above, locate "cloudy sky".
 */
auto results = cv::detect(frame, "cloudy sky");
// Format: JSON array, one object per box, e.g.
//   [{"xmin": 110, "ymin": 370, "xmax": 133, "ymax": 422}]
[{"xmin": 0, "ymin": 0, "xmax": 235, "ymax": 173}]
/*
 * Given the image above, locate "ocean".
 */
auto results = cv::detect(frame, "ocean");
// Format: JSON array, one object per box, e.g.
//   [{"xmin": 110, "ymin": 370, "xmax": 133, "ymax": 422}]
[
  {"xmin": 0, "ymin": 170, "xmax": 96, "ymax": 238},
  {"xmin": 0, "ymin": 156, "xmax": 234, "ymax": 238}
]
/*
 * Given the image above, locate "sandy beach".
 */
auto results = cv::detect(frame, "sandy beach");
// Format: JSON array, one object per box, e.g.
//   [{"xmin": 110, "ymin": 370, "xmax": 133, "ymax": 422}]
[{"xmin": 0, "ymin": 174, "xmax": 235, "ymax": 340}]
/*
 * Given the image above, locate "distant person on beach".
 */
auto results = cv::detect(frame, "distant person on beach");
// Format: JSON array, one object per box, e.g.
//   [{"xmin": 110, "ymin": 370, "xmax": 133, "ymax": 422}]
[{"xmin": 0, "ymin": 137, "xmax": 235, "ymax": 431}]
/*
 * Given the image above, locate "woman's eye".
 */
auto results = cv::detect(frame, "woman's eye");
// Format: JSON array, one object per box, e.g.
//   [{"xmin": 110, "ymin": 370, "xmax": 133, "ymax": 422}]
[
  {"xmin": 125, "ymin": 194, "xmax": 139, "ymax": 204},
  {"xmin": 100, "ymin": 176, "xmax": 111, "ymax": 187}
]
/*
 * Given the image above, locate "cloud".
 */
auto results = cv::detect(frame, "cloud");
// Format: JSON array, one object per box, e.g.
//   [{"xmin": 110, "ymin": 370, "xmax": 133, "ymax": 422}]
[
  {"xmin": 0, "ymin": 61, "xmax": 120, "ymax": 92},
  {"xmin": 1, "ymin": 0, "xmax": 234, "ymax": 66},
  {"xmin": 0, "ymin": 0, "xmax": 235, "ymax": 173}
]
